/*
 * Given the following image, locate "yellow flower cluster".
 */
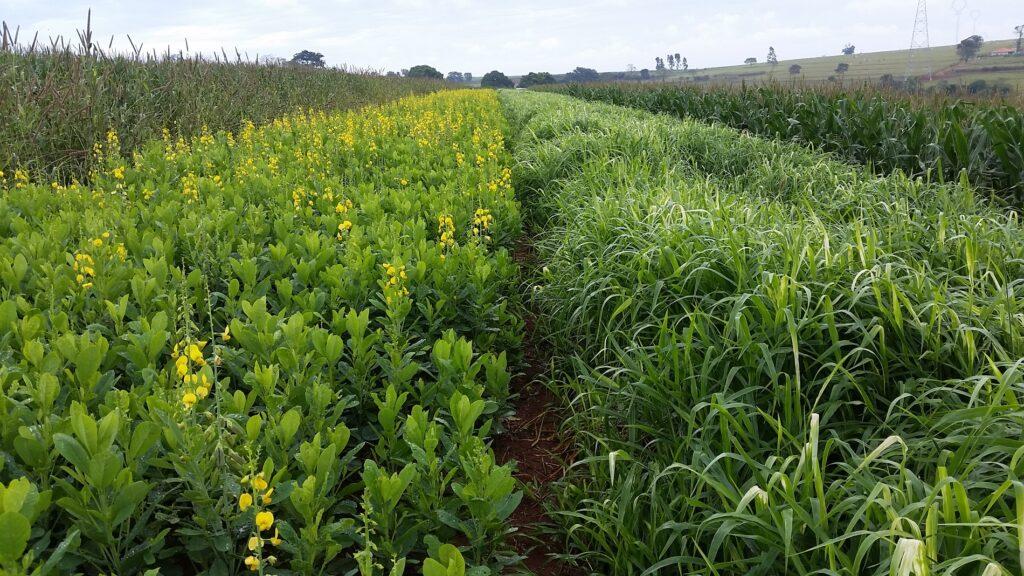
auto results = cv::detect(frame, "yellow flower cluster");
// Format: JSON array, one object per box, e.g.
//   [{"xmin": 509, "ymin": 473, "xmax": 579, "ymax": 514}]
[
  {"xmin": 335, "ymin": 199, "xmax": 354, "ymax": 214},
  {"xmin": 72, "ymin": 252, "xmax": 95, "ymax": 289},
  {"xmin": 438, "ymin": 214, "xmax": 456, "ymax": 258},
  {"xmin": 239, "ymin": 472, "xmax": 281, "ymax": 571},
  {"xmin": 488, "ymin": 167, "xmax": 514, "ymax": 193},
  {"xmin": 70, "ymin": 232, "xmax": 126, "ymax": 289},
  {"xmin": 13, "ymin": 169, "xmax": 29, "ymax": 190},
  {"xmin": 336, "ymin": 199, "xmax": 355, "ymax": 238},
  {"xmin": 472, "ymin": 208, "xmax": 494, "ymax": 240},
  {"xmin": 292, "ymin": 186, "xmax": 311, "ymax": 210},
  {"xmin": 181, "ymin": 172, "xmax": 199, "ymax": 203},
  {"xmin": 173, "ymin": 340, "xmax": 209, "ymax": 410},
  {"xmin": 382, "ymin": 262, "xmax": 410, "ymax": 305},
  {"xmin": 198, "ymin": 125, "xmax": 216, "ymax": 146}
]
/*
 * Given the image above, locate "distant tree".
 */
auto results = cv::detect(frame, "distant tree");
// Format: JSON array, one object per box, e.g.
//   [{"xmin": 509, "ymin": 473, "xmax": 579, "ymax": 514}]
[
  {"xmin": 842, "ymin": 43, "xmax": 855, "ymax": 55},
  {"xmin": 565, "ymin": 67, "xmax": 600, "ymax": 83},
  {"xmin": 789, "ymin": 63, "xmax": 802, "ymax": 75},
  {"xmin": 400, "ymin": 68, "xmax": 410, "ymax": 77},
  {"xmin": 464, "ymin": 72, "xmax": 473, "ymax": 82},
  {"xmin": 744, "ymin": 57, "xmax": 757, "ymax": 65},
  {"xmin": 956, "ymin": 35, "xmax": 984, "ymax": 61},
  {"xmin": 640, "ymin": 68, "xmax": 651, "ymax": 80},
  {"xmin": 835, "ymin": 62, "xmax": 850, "ymax": 75},
  {"xmin": 446, "ymin": 71, "xmax": 464, "ymax": 82},
  {"xmin": 386, "ymin": 71, "xmax": 401, "ymax": 77},
  {"xmin": 290, "ymin": 50, "xmax": 325, "ymax": 67},
  {"xmin": 767, "ymin": 46, "xmax": 778, "ymax": 65},
  {"xmin": 518, "ymin": 71, "xmax": 557, "ymax": 88},
  {"xmin": 674, "ymin": 53, "xmax": 681, "ymax": 69},
  {"xmin": 682, "ymin": 57, "xmax": 688, "ymax": 71},
  {"xmin": 879, "ymin": 73, "xmax": 897, "ymax": 88},
  {"xmin": 1016, "ymin": 25, "xmax": 1023, "ymax": 54},
  {"xmin": 655, "ymin": 56, "xmax": 665, "ymax": 72},
  {"xmin": 626, "ymin": 63, "xmax": 637, "ymax": 73},
  {"xmin": 480, "ymin": 70, "xmax": 515, "ymax": 88},
  {"xmin": 407, "ymin": 64, "xmax": 444, "ymax": 79},
  {"xmin": 968, "ymin": 78, "xmax": 989, "ymax": 94}
]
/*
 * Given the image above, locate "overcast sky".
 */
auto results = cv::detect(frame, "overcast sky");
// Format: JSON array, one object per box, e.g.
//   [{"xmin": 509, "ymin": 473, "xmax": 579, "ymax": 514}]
[{"xmin": 2, "ymin": 0, "xmax": 1020, "ymax": 75}]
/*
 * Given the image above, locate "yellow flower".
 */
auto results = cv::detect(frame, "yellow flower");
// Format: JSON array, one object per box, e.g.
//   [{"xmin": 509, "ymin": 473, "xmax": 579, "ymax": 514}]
[
  {"xmin": 262, "ymin": 488, "xmax": 274, "ymax": 505},
  {"xmin": 252, "ymin": 474, "xmax": 269, "ymax": 492},
  {"xmin": 244, "ymin": 555, "xmax": 259, "ymax": 571},
  {"xmin": 182, "ymin": 391, "xmax": 197, "ymax": 409},
  {"xmin": 186, "ymin": 344, "xmax": 204, "ymax": 364},
  {"xmin": 195, "ymin": 385, "xmax": 210, "ymax": 399},
  {"xmin": 221, "ymin": 325, "xmax": 231, "ymax": 341},
  {"xmin": 175, "ymin": 356, "xmax": 189, "ymax": 378},
  {"xmin": 255, "ymin": 510, "xmax": 274, "ymax": 532},
  {"xmin": 247, "ymin": 536, "xmax": 261, "ymax": 551},
  {"xmin": 269, "ymin": 528, "xmax": 282, "ymax": 546},
  {"xmin": 400, "ymin": 178, "xmax": 408, "ymax": 186},
  {"xmin": 239, "ymin": 493, "xmax": 253, "ymax": 511}
]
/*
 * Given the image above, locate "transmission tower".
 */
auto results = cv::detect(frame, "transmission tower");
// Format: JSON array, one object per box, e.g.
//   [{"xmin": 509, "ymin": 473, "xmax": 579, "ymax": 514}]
[
  {"xmin": 906, "ymin": 0, "xmax": 932, "ymax": 81},
  {"xmin": 951, "ymin": 0, "xmax": 966, "ymax": 43}
]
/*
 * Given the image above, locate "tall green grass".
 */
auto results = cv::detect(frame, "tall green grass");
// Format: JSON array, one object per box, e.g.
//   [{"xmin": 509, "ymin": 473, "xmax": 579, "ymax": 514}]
[
  {"xmin": 0, "ymin": 22, "xmax": 443, "ymax": 182},
  {"xmin": 540, "ymin": 82, "xmax": 1024, "ymax": 205},
  {"xmin": 502, "ymin": 90, "xmax": 1024, "ymax": 575}
]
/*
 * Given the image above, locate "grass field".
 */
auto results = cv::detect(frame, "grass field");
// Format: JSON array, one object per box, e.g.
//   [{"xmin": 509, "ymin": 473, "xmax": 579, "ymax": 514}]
[{"xmin": 502, "ymin": 89, "xmax": 1024, "ymax": 576}]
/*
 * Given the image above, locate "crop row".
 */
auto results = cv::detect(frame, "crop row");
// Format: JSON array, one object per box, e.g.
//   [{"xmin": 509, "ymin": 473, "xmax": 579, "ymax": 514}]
[
  {"xmin": 0, "ymin": 47, "xmax": 443, "ymax": 183},
  {"xmin": 502, "ymin": 89, "xmax": 1024, "ymax": 576},
  {"xmin": 541, "ymin": 82, "xmax": 1024, "ymax": 205},
  {"xmin": 0, "ymin": 90, "xmax": 520, "ymax": 575}
]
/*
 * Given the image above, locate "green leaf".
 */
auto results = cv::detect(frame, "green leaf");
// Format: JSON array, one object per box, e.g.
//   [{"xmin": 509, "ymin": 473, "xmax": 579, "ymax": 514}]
[
  {"xmin": 53, "ymin": 433, "xmax": 90, "ymax": 471},
  {"xmin": 276, "ymin": 408, "xmax": 302, "ymax": 446},
  {"xmin": 0, "ymin": 511, "xmax": 30, "ymax": 562}
]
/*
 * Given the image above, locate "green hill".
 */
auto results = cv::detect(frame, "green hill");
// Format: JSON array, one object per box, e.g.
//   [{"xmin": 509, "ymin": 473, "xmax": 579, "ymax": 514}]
[{"xmin": 638, "ymin": 38, "xmax": 1024, "ymax": 89}]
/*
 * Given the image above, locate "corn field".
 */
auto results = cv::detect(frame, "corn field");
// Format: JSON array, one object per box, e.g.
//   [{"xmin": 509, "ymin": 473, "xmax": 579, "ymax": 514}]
[{"xmin": 0, "ymin": 21, "xmax": 443, "ymax": 183}]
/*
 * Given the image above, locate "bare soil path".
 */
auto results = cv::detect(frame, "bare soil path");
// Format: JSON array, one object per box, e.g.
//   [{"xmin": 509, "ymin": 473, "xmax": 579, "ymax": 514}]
[{"xmin": 494, "ymin": 238, "xmax": 577, "ymax": 576}]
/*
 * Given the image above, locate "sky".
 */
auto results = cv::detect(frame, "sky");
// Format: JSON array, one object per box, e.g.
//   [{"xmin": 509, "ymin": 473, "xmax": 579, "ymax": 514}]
[{"xmin": 2, "ymin": 0, "xmax": 1020, "ymax": 75}]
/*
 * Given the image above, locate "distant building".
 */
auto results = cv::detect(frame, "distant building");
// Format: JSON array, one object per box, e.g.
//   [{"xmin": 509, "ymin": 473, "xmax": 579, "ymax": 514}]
[{"xmin": 988, "ymin": 47, "xmax": 1016, "ymax": 56}]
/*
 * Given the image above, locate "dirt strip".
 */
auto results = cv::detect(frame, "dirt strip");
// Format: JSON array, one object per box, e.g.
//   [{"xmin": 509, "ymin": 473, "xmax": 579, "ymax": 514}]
[{"xmin": 494, "ymin": 239, "xmax": 577, "ymax": 576}]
